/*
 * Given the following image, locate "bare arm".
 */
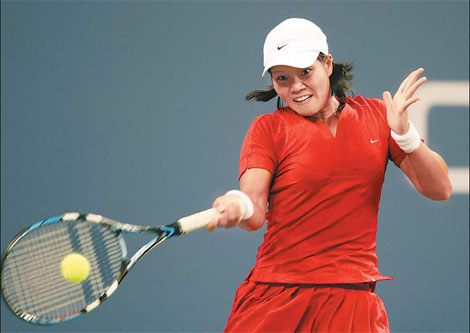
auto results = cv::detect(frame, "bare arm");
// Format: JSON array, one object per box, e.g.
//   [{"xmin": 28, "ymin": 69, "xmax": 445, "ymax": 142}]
[
  {"xmin": 399, "ymin": 146, "xmax": 451, "ymax": 201},
  {"xmin": 239, "ymin": 168, "xmax": 271, "ymax": 230},
  {"xmin": 383, "ymin": 68, "xmax": 452, "ymax": 201},
  {"xmin": 206, "ymin": 168, "xmax": 271, "ymax": 232}
]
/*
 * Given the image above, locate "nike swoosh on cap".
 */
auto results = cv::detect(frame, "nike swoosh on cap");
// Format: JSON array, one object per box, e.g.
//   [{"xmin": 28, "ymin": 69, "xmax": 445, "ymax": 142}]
[{"xmin": 277, "ymin": 44, "xmax": 288, "ymax": 50}]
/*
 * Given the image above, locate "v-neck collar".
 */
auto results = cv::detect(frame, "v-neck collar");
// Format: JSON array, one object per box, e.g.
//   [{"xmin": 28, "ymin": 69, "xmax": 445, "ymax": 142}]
[
  {"xmin": 282, "ymin": 103, "xmax": 346, "ymax": 141},
  {"xmin": 318, "ymin": 114, "xmax": 341, "ymax": 140}
]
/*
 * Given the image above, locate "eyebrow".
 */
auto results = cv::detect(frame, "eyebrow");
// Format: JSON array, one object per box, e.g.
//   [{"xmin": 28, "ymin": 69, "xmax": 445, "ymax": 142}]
[{"xmin": 271, "ymin": 67, "xmax": 312, "ymax": 74}]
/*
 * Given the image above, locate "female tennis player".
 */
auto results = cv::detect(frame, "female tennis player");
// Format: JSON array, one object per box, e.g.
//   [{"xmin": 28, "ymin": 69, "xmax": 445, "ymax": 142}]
[{"xmin": 207, "ymin": 18, "xmax": 452, "ymax": 332}]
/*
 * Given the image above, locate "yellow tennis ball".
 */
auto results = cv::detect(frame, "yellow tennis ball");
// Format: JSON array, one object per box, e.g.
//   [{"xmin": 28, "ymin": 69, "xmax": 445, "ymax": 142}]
[{"xmin": 61, "ymin": 253, "xmax": 91, "ymax": 283}]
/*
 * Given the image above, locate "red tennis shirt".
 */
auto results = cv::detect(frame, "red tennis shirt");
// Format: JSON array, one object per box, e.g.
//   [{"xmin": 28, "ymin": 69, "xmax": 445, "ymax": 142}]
[{"xmin": 239, "ymin": 95, "xmax": 406, "ymax": 284}]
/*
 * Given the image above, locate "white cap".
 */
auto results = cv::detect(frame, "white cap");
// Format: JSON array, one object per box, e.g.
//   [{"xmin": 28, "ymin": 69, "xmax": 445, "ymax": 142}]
[{"xmin": 262, "ymin": 18, "xmax": 328, "ymax": 77}]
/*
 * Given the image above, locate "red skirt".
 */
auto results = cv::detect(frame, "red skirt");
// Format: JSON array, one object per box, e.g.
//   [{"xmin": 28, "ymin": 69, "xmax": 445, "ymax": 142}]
[{"xmin": 224, "ymin": 280, "xmax": 390, "ymax": 332}]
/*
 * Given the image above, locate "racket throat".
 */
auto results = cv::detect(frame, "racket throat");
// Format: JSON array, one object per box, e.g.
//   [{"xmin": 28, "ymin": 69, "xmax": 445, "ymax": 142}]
[{"xmin": 162, "ymin": 222, "xmax": 184, "ymax": 237}]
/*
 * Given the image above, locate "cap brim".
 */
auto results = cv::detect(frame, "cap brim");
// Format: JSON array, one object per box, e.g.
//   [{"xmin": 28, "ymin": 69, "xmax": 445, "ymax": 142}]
[{"xmin": 262, "ymin": 51, "xmax": 320, "ymax": 77}]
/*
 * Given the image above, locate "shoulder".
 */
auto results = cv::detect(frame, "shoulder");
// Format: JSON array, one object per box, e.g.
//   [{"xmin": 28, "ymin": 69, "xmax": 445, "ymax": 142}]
[
  {"xmin": 248, "ymin": 109, "xmax": 286, "ymax": 135},
  {"xmin": 345, "ymin": 95, "xmax": 387, "ymax": 119},
  {"xmin": 347, "ymin": 95, "xmax": 385, "ymax": 110},
  {"xmin": 251, "ymin": 109, "xmax": 284, "ymax": 123},
  {"xmin": 250, "ymin": 112, "xmax": 278, "ymax": 126}
]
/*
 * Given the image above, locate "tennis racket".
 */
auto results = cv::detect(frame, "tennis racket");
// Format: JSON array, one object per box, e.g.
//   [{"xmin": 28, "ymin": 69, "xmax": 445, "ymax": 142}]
[{"xmin": 1, "ymin": 209, "xmax": 217, "ymax": 325}]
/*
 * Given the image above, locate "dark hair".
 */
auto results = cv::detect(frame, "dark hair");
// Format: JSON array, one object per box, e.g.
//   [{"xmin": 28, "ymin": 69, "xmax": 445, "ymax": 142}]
[{"xmin": 246, "ymin": 53, "xmax": 354, "ymax": 109}]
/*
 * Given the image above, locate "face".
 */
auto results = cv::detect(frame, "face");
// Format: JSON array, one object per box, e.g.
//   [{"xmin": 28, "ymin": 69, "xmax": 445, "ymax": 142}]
[{"xmin": 271, "ymin": 55, "xmax": 333, "ymax": 117}]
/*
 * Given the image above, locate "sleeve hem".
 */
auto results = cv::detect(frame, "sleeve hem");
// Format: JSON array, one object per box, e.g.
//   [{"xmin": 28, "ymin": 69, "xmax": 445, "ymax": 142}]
[{"xmin": 239, "ymin": 159, "xmax": 275, "ymax": 180}]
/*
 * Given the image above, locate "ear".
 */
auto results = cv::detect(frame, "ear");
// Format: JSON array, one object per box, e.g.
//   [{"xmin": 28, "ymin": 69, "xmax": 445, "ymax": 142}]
[{"xmin": 324, "ymin": 54, "xmax": 334, "ymax": 77}]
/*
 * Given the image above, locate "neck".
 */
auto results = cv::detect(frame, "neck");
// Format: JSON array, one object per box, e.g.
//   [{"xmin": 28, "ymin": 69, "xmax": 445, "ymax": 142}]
[
  {"xmin": 324, "ymin": 97, "xmax": 340, "ymax": 120},
  {"xmin": 308, "ymin": 97, "xmax": 340, "ymax": 122}
]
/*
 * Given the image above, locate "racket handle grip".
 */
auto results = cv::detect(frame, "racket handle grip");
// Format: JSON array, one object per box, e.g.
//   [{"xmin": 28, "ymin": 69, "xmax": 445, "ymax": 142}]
[{"xmin": 177, "ymin": 208, "xmax": 217, "ymax": 234}]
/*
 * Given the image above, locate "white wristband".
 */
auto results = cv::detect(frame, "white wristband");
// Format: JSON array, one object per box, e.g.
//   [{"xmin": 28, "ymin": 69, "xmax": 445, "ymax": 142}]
[
  {"xmin": 225, "ymin": 190, "xmax": 254, "ymax": 220},
  {"xmin": 391, "ymin": 121, "xmax": 421, "ymax": 153}
]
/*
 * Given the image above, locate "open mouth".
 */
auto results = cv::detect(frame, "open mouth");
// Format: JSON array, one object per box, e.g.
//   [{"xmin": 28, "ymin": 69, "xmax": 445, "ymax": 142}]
[{"xmin": 294, "ymin": 95, "xmax": 312, "ymax": 103}]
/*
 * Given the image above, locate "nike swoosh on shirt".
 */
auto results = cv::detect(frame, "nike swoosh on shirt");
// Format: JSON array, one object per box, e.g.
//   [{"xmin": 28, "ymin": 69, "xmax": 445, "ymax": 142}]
[
  {"xmin": 277, "ymin": 44, "xmax": 288, "ymax": 50},
  {"xmin": 370, "ymin": 139, "xmax": 380, "ymax": 143}
]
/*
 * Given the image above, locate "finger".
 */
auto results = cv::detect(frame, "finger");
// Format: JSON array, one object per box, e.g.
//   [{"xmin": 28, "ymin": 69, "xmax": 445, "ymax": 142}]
[
  {"xmin": 397, "ymin": 71, "xmax": 416, "ymax": 93},
  {"xmin": 399, "ymin": 68, "xmax": 424, "ymax": 93},
  {"xmin": 221, "ymin": 205, "xmax": 239, "ymax": 228},
  {"xmin": 212, "ymin": 197, "xmax": 226, "ymax": 213},
  {"xmin": 400, "ymin": 68, "xmax": 424, "ymax": 92},
  {"xmin": 382, "ymin": 91, "xmax": 393, "ymax": 110},
  {"xmin": 207, "ymin": 203, "xmax": 225, "ymax": 232},
  {"xmin": 216, "ymin": 205, "xmax": 225, "ymax": 215},
  {"xmin": 206, "ymin": 223, "xmax": 216, "ymax": 232},
  {"xmin": 212, "ymin": 197, "xmax": 224, "ymax": 208},
  {"xmin": 206, "ymin": 218, "xmax": 218, "ymax": 232},
  {"xmin": 405, "ymin": 76, "xmax": 427, "ymax": 99},
  {"xmin": 403, "ymin": 96, "xmax": 420, "ymax": 110}
]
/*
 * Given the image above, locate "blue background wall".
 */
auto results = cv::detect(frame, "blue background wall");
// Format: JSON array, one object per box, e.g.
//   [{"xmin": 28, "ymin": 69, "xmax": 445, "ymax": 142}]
[{"xmin": 1, "ymin": 1, "xmax": 468, "ymax": 332}]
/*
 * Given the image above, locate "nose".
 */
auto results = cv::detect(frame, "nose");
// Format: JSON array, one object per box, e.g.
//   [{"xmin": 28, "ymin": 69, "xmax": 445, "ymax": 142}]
[{"xmin": 291, "ymin": 77, "xmax": 306, "ymax": 93}]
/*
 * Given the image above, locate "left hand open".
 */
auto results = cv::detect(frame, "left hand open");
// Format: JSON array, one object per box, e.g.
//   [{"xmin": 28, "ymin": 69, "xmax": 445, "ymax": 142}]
[{"xmin": 383, "ymin": 68, "xmax": 427, "ymax": 135}]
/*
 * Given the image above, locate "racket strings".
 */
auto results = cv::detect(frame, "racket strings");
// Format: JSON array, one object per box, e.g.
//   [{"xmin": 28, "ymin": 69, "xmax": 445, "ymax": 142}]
[
  {"xmin": 3, "ymin": 227, "xmax": 76, "ymax": 315},
  {"xmin": 2, "ymin": 230, "xmax": 118, "ymax": 280},
  {"xmin": 2, "ymin": 230, "xmax": 121, "ymax": 302},
  {"xmin": 1, "ymin": 219, "xmax": 123, "ymax": 322}
]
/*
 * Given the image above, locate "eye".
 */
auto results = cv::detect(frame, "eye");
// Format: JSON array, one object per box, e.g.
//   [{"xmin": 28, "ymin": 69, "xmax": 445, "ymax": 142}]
[
  {"xmin": 301, "ymin": 68, "xmax": 311, "ymax": 76},
  {"xmin": 275, "ymin": 75, "xmax": 288, "ymax": 81}
]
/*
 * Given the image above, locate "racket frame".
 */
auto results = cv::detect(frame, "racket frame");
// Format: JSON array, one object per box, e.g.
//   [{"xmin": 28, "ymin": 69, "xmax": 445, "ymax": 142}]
[{"xmin": 0, "ymin": 212, "xmax": 189, "ymax": 325}]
